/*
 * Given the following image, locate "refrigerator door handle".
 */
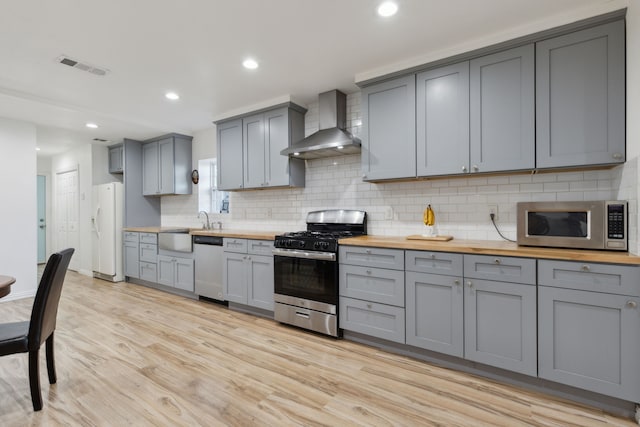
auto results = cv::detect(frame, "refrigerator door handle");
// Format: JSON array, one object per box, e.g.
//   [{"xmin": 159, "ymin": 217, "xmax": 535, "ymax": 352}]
[{"xmin": 93, "ymin": 206, "xmax": 101, "ymax": 238}]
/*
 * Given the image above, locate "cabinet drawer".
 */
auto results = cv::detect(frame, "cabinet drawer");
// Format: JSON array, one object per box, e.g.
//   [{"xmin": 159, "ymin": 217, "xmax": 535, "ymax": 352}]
[
  {"xmin": 538, "ymin": 260, "xmax": 640, "ymax": 297},
  {"xmin": 464, "ymin": 255, "xmax": 536, "ymax": 285},
  {"xmin": 223, "ymin": 238, "xmax": 247, "ymax": 253},
  {"xmin": 139, "ymin": 244, "xmax": 157, "ymax": 263},
  {"xmin": 123, "ymin": 231, "xmax": 139, "ymax": 243},
  {"xmin": 339, "ymin": 265, "xmax": 405, "ymax": 306},
  {"xmin": 248, "ymin": 239, "xmax": 274, "ymax": 256},
  {"xmin": 339, "ymin": 246, "xmax": 404, "ymax": 270},
  {"xmin": 140, "ymin": 233, "xmax": 157, "ymax": 244},
  {"xmin": 339, "ymin": 296, "xmax": 405, "ymax": 343},
  {"xmin": 406, "ymin": 250, "xmax": 463, "ymax": 276},
  {"xmin": 139, "ymin": 262, "xmax": 157, "ymax": 282}
]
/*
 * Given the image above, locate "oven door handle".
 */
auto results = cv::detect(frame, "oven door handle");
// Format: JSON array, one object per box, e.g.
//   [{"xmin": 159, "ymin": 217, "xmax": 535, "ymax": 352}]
[{"xmin": 272, "ymin": 248, "xmax": 336, "ymax": 261}]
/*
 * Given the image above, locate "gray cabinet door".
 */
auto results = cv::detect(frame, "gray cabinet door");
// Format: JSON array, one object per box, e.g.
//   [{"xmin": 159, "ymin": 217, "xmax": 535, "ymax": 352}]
[
  {"xmin": 536, "ymin": 20, "xmax": 625, "ymax": 168},
  {"xmin": 264, "ymin": 108, "xmax": 290, "ymax": 187},
  {"xmin": 248, "ymin": 255, "xmax": 274, "ymax": 310},
  {"xmin": 217, "ymin": 119, "xmax": 244, "ymax": 190},
  {"xmin": 124, "ymin": 240, "xmax": 139, "ymax": 279},
  {"xmin": 158, "ymin": 137, "xmax": 174, "ymax": 195},
  {"xmin": 470, "ymin": 44, "xmax": 534, "ymax": 173},
  {"xmin": 174, "ymin": 258, "xmax": 194, "ymax": 292},
  {"xmin": 416, "ymin": 62, "xmax": 469, "ymax": 176},
  {"xmin": 406, "ymin": 272, "xmax": 464, "ymax": 357},
  {"xmin": 538, "ymin": 286, "xmax": 640, "ymax": 402},
  {"xmin": 157, "ymin": 255, "xmax": 174, "ymax": 286},
  {"xmin": 464, "ymin": 278, "xmax": 537, "ymax": 376},
  {"xmin": 108, "ymin": 145, "xmax": 123, "ymax": 173},
  {"xmin": 142, "ymin": 142, "xmax": 159, "ymax": 195},
  {"xmin": 223, "ymin": 252, "xmax": 247, "ymax": 304},
  {"xmin": 361, "ymin": 75, "xmax": 416, "ymax": 181},
  {"xmin": 243, "ymin": 113, "xmax": 265, "ymax": 189}
]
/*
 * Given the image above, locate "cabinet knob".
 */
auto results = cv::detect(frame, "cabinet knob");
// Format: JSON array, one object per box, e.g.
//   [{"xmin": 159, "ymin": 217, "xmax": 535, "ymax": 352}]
[
  {"xmin": 362, "ymin": 174, "xmax": 367, "ymax": 179},
  {"xmin": 430, "ymin": 254, "xmax": 436, "ymax": 259},
  {"xmin": 365, "ymin": 249, "xmax": 371, "ymax": 254},
  {"xmin": 454, "ymin": 280, "xmax": 460, "ymax": 286},
  {"xmin": 627, "ymin": 301, "xmax": 637, "ymax": 309},
  {"xmin": 467, "ymin": 281, "xmax": 473, "ymax": 288},
  {"xmin": 472, "ymin": 165, "xmax": 479, "ymax": 172},
  {"xmin": 461, "ymin": 166, "xmax": 468, "ymax": 173},
  {"xmin": 494, "ymin": 258, "xmax": 501, "ymax": 265},
  {"xmin": 612, "ymin": 153, "xmax": 623, "ymax": 160},
  {"xmin": 366, "ymin": 270, "xmax": 372, "ymax": 275},
  {"xmin": 367, "ymin": 303, "xmax": 372, "ymax": 309},
  {"xmin": 581, "ymin": 265, "xmax": 590, "ymax": 272}
]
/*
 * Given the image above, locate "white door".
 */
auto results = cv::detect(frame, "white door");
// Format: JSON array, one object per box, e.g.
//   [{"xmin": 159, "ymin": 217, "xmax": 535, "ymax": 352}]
[
  {"xmin": 55, "ymin": 169, "xmax": 80, "ymax": 271},
  {"xmin": 37, "ymin": 175, "xmax": 46, "ymax": 263}
]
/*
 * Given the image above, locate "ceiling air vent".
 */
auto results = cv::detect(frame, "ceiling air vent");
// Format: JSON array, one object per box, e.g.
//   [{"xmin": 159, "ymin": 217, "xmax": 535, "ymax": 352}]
[
  {"xmin": 92, "ymin": 138, "xmax": 110, "ymax": 142},
  {"xmin": 56, "ymin": 55, "xmax": 109, "ymax": 76}
]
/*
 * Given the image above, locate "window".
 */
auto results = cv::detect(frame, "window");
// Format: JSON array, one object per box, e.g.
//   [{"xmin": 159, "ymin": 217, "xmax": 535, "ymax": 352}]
[{"xmin": 197, "ymin": 158, "xmax": 229, "ymax": 214}]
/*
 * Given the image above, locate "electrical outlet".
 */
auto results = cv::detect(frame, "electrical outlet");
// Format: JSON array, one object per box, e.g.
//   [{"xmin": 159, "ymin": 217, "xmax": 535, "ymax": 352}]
[
  {"xmin": 384, "ymin": 206, "xmax": 394, "ymax": 220},
  {"xmin": 488, "ymin": 204, "xmax": 498, "ymax": 221}
]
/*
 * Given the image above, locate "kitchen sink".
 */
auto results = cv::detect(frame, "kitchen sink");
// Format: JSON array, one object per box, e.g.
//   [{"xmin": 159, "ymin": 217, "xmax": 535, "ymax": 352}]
[{"xmin": 158, "ymin": 230, "xmax": 193, "ymax": 253}]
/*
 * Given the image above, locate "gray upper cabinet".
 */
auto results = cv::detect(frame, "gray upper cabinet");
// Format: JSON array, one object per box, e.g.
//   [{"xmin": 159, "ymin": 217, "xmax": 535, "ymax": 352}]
[
  {"xmin": 142, "ymin": 134, "xmax": 192, "ymax": 196},
  {"xmin": 108, "ymin": 144, "xmax": 124, "ymax": 174},
  {"xmin": 217, "ymin": 104, "xmax": 306, "ymax": 191},
  {"xmin": 536, "ymin": 20, "xmax": 625, "ymax": 168},
  {"xmin": 361, "ymin": 75, "xmax": 416, "ymax": 181},
  {"xmin": 217, "ymin": 119, "xmax": 244, "ymax": 190},
  {"xmin": 416, "ymin": 62, "xmax": 469, "ymax": 176},
  {"xmin": 470, "ymin": 44, "xmax": 534, "ymax": 173}
]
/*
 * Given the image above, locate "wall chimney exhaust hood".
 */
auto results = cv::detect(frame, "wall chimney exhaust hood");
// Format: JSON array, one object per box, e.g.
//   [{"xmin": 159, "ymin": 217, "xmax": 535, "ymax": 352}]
[{"xmin": 281, "ymin": 90, "xmax": 361, "ymax": 160}]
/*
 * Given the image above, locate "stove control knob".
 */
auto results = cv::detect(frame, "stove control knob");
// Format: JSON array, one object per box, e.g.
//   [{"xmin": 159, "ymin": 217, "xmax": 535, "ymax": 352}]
[
  {"xmin": 297, "ymin": 240, "xmax": 306, "ymax": 249},
  {"xmin": 314, "ymin": 241, "xmax": 330, "ymax": 250}
]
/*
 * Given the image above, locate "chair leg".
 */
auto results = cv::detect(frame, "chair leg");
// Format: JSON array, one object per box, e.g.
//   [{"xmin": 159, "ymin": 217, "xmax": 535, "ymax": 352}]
[
  {"xmin": 46, "ymin": 333, "xmax": 57, "ymax": 384},
  {"xmin": 29, "ymin": 350, "xmax": 43, "ymax": 411}
]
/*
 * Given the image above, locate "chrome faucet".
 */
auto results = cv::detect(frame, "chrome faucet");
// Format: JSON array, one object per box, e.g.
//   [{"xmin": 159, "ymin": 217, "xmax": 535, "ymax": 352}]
[{"xmin": 198, "ymin": 211, "xmax": 211, "ymax": 229}]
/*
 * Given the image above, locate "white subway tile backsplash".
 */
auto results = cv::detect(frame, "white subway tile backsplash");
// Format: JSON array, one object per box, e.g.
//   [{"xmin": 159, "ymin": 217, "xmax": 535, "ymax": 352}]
[{"xmin": 162, "ymin": 93, "xmax": 634, "ymax": 245}]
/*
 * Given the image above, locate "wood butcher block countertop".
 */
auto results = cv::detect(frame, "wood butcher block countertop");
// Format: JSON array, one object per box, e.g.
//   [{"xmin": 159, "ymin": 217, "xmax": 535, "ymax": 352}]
[
  {"xmin": 123, "ymin": 226, "xmax": 190, "ymax": 233},
  {"xmin": 339, "ymin": 235, "xmax": 640, "ymax": 265},
  {"xmin": 189, "ymin": 229, "xmax": 280, "ymax": 240}
]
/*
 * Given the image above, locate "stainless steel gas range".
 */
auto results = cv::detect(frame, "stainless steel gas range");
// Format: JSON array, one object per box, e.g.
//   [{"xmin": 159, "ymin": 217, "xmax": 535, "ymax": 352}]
[{"xmin": 273, "ymin": 210, "xmax": 367, "ymax": 337}]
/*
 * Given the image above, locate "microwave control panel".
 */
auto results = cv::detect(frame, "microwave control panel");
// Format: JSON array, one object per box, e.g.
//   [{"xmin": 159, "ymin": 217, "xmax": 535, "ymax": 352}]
[{"xmin": 607, "ymin": 203, "xmax": 625, "ymax": 240}]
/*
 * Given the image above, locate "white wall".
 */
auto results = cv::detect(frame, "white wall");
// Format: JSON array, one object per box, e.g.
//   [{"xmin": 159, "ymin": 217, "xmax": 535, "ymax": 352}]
[
  {"xmin": 0, "ymin": 118, "xmax": 38, "ymax": 301},
  {"xmin": 51, "ymin": 144, "xmax": 93, "ymax": 276},
  {"xmin": 626, "ymin": 1, "xmax": 640, "ymax": 254}
]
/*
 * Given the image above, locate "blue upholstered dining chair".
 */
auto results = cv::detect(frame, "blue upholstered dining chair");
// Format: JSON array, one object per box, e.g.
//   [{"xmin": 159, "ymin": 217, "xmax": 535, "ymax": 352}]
[{"xmin": 0, "ymin": 248, "xmax": 74, "ymax": 411}]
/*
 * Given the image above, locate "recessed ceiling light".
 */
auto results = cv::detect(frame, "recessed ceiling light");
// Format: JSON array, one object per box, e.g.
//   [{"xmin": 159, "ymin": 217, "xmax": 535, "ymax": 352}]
[
  {"xmin": 377, "ymin": 1, "xmax": 398, "ymax": 17},
  {"xmin": 86, "ymin": 122, "xmax": 98, "ymax": 129},
  {"xmin": 35, "ymin": 147, "xmax": 41, "ymax": 151},
  {"xmin": 337, "ymin": 145, "xmax": 344, "ymax": 150},
  {"xmin": 165, "ymin": 92, "xmax": 180, "ymax": 100},
  {"xmin": 294, "ymin": 152, "xmax": 300, "ymax": 156},
  {"xmin": 243, "ymin": 58, "xmax": 259, "ymax": 70}
]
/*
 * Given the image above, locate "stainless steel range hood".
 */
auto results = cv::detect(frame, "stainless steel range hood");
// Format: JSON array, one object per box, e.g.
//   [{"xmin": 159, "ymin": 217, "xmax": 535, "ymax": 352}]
[{"xmin": 281, "ymin": 90, "xmax": 361, "ymax": 160}]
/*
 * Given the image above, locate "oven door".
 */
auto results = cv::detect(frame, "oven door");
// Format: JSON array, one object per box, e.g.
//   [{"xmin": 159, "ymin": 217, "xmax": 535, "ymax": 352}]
[{"xmin": 273, "ymin": 249, "xmax": 338, "ymax": 306}]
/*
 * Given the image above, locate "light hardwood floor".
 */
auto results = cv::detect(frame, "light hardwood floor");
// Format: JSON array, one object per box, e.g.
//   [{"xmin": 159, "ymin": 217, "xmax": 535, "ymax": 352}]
[{"xmin": 0, "ymin": 271, "xmax": 635, "ymax": 426}]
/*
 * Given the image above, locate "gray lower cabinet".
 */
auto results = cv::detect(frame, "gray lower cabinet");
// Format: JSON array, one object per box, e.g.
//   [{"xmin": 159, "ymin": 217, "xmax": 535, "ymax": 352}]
[
  {"xmin": 339, "ymin": 246, "xmax": 405, "ymax": 343},
  {"xmin": 138, "ymin": 233, "xmax": 157, "ymax": 282},
  {"xmin": 537, "ymin": 259, "xmax": 640, "ymax": 401},
  {"xmin": 157, "ymin": 255, "xmax": 194, "ymax": 291},
  {"xmin": 142, "ymin": 134, "xmax": 193, "ymax": 196},
  {"xmin": 361, "ymin": 75, "xmax": 416, "ymax": 181},
  {"xmin": 406, "ymin": 271, "xmax": 464, "ymax": 357},
  {"xmin": 216, "ymin": 104, "xmax": 306, "ymax": 191},
  {"xmin": 123, "ymin": 232, "xmax": 140, "ymax": 279},
  {"xmin": 223, "ymin": 239, "xmax": 274, "ymax": 310},
  {"xmin": 536, "ymin": 20, "xmax": 625, "ymax": 168}
]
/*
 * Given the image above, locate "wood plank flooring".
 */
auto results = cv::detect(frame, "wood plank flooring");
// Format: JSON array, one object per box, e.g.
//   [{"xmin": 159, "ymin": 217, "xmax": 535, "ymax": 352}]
[{"xmin": 0, "ymin": 271, "xmax": 636, "ymax": 426}]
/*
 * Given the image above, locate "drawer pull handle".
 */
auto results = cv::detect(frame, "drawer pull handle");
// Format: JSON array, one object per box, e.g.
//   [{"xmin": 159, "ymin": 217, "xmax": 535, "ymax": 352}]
[
  {"xmin": 627, "ymin": 301, "xmax": 637, "ymax": 309},
  {"xmin": 295, "ymin": 311, "xmax": 310, "ymax": 319},
  {"xmin": 494, "ymin": 259, "xmax": 501, "ymax": 264},
  {"xmin": 467, "ymin": 281, "xmax": 473, "ymax": 288},
  {"xmin": 365, "ymin": 249, "xmax": 372, "ymax": 254},
  {"xmin": 581, "ymin": 265, "xmax": 590, "ymax": 272}
]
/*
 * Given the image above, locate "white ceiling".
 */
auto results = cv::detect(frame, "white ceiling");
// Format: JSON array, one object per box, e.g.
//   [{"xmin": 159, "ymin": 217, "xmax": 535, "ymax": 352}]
[{"xmin": 0, "ymin": 0, "xmax": 626, "ymax": 157}]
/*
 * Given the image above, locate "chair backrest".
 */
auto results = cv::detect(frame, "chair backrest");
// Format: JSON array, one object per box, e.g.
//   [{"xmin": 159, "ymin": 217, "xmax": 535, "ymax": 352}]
[{"xmin": 28, "ymin": 248, "xmax": 74, "ymax": 349}]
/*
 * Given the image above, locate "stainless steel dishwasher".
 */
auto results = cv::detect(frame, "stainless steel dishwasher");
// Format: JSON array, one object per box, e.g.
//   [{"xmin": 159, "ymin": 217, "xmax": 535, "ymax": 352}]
[{"xmin": 193, "ymin": 235, "xmax": 224, "ymax": 301}]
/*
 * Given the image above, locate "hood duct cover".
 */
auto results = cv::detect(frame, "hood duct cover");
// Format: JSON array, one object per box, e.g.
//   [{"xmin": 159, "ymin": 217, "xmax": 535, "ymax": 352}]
[{"xmin": 281, "ymin": 90, "xmax": 360, "ymax": 160}]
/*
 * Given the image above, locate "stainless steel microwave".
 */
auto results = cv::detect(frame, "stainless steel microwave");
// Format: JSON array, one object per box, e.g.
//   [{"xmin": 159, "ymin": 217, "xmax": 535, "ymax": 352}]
[{"xmin": 516, "ymin": 201, "xmax": 627, "ymax": 251}]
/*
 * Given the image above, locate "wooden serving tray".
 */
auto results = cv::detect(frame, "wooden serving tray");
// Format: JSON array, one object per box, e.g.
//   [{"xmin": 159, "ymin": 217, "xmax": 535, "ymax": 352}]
[{"xmin": 406, "ymin": 235, "xmax": 454, "ymax": 241}]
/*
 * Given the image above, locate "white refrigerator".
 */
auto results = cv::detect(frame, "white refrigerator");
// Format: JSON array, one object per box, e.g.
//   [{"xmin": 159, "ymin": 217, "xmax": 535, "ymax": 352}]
[{"xmin": 92, "ymin": 182, "xmax": 124, "ymax": 282}]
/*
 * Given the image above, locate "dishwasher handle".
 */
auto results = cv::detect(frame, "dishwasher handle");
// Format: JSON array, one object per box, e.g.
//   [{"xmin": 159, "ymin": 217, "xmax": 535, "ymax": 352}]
[{"xmin": 193, "ymin": 235, "xmax": 223, "ymax": 245}]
